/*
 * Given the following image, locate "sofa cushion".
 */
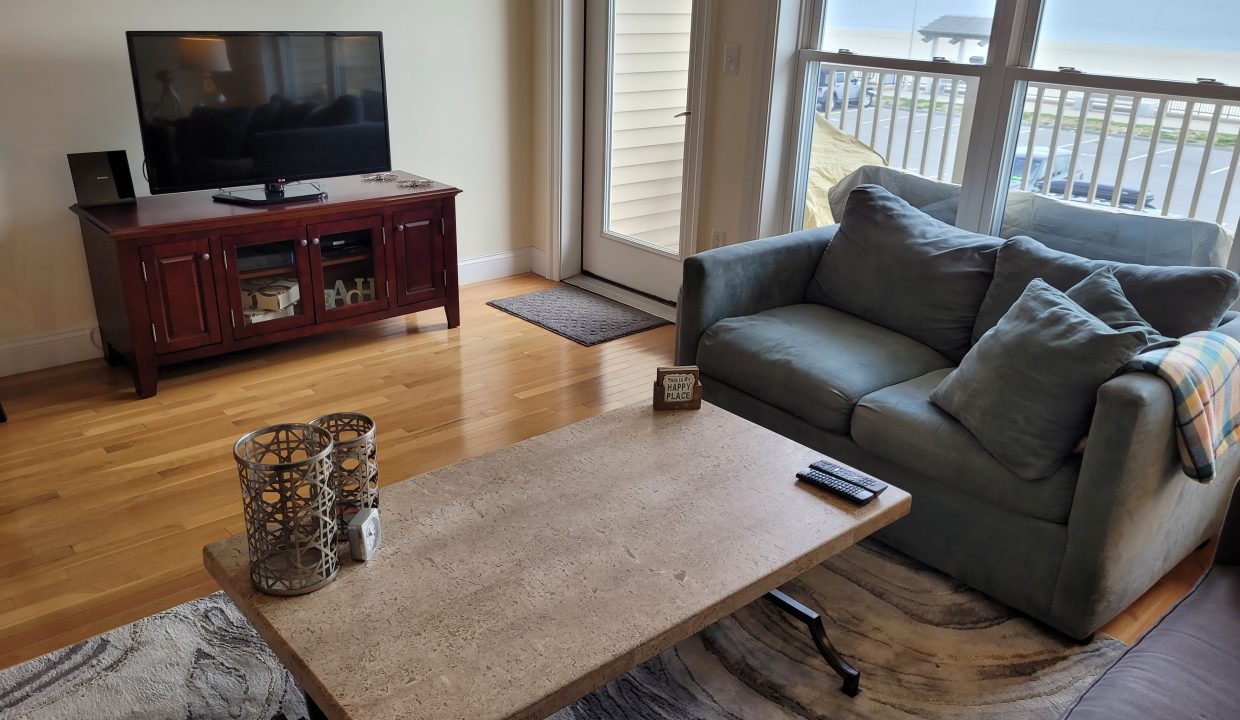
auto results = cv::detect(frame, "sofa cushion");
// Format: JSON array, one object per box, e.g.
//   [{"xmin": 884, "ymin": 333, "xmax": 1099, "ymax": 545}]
[
  {"xmin": 854, "ymin": 369, "xmax": 1081, "ymax": 523},
  {"xmin": 1062, "ymin": 566, "xmax": 1240, "ymax": 719},
  {"xmin": 805, "ymin": 184, "xmax": 1003, "ymax": 362},
  {"xmin": 973, "ymin": 235, "xmax": 1240, "ymax": 343},
  {"xmin": 697, "ymin": 304, "xmax": 952, "ymax": 434},
  {"xmin": 1066, "ymin": 267, "xmax": 1174, "ymax": 348},
  {"xmin": 932, "ymin": 280, "xmax": 1148, "ymax": 480}
]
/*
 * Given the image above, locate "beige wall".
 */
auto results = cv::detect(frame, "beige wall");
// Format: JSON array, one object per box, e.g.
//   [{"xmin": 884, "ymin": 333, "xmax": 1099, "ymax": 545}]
[
  {"xmin": 695, "ymin": 0, "xmax": 774, "ymax": 253},
  {"xmin": 0, "ymin": 0, "xmax": 536, "ymax": 359}
]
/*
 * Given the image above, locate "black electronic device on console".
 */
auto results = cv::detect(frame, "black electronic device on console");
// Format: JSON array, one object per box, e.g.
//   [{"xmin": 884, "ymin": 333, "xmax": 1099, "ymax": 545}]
[
  {"xmin": 320, "ymin": 234, "xmax": 372, "ymax": 259},
  {"xmin": 66, "ymin": 151, "xmax": 136, "ymax": 207}
]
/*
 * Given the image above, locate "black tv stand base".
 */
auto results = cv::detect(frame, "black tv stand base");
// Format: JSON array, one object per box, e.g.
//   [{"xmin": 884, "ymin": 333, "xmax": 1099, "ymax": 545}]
[{"xmin": 213, "ymin": 181, "xmax": 327, "ymax": 207}]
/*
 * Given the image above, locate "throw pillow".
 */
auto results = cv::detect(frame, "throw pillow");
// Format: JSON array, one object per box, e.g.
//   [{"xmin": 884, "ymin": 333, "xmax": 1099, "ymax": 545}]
[
  {"xmin": 972, "ymin": 236, "xmax": 1239, "ymax": 343},
  {"xmin": 806, "ymin": 185, "xmax": 1003, "ymax": 361},
  {"xmin": 931, "ymin": 279, "xmax": 1148, "ymax": 480},
  {"xmin": 1065, "ymin": 267, "xmax": 1175, "ymax": 348}
]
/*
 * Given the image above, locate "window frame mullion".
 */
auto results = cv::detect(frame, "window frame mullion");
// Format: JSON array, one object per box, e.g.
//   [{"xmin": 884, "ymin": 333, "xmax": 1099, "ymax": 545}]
[{"xmin": 954, "ymin": 0, "xmax": 1043, "ymax": 234}]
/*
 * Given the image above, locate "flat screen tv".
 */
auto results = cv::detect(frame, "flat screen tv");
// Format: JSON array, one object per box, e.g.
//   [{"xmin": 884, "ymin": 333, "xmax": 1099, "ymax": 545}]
[{"xmin": 126, "ymin": 31, "xmax": 391, "ymax": 205}]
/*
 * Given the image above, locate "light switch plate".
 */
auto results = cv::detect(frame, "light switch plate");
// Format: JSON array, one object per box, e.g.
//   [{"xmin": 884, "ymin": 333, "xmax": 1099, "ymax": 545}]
[{"xmin": 724, "ymin": 43, "xmax": 739, "ymax": 75}]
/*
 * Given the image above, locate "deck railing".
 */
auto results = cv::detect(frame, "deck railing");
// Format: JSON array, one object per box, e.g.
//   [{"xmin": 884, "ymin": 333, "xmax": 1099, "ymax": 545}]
[
  {"xmin": 818, "ymin": 65, "xmax": 978, "ymax": 184},
  {"xmin": 813, "ymin": 63, "xmax": 1240, "ymax": 229}
]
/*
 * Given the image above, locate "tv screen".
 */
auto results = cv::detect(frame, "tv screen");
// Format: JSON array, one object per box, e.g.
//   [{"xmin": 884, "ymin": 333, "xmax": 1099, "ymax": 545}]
[{"xmin": 126, "ymin": 31, "xmax": 391, "ymax": 194}]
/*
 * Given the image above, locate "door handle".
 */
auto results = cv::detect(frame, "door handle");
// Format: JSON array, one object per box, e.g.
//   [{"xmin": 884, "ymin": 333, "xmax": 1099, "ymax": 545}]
[
  {"xmin": 312, "ymin": 237, "xmax": 320, "ymax": 245},
  {"xmin": 201, "ymin": 253, "xmax": 210, "ymax": 261},
  {"xmin": 674, "ymin": 111, "xmax": 692, "ymax": 118},
  {"xmin": 397, "ymin": 224, "xmax": 405, "ymax": 231},
  {"xmin": 300, "ymin": 239, "xmax": 308, "ymax": 247}
]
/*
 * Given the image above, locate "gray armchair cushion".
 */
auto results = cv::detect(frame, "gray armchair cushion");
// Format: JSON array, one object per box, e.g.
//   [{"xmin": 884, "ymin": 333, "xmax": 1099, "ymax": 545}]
[
  {"xmin": 854, "ymin": 369, "xmax": 1081, "ymax": 523},
  {"xmin": 806, "ymin": 185, "xmax": 1003, "ymax": 361},
  {"xmin": 973, "ymin": 236, "xmax": 1240, "ymax": 343},
  {"xmin": 932, "ymin": 280, "xmax": 1148, "ymax": 480},
  {"xmin": 697, "ymin": 304, "xmax": 952, "ymax": 434}
]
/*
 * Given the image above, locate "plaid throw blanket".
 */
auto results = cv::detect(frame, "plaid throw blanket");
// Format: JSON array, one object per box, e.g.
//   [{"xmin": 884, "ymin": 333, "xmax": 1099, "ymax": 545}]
[{"xmin": 1123, "ymin": 331, "xmax": 1240, "ymax": 482}]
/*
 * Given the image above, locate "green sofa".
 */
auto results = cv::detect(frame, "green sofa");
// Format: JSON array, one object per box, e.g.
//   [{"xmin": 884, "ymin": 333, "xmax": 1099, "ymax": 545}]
[{"xmin": 677, "ymin": 186, "xmax": 1240, "ymax": 639}]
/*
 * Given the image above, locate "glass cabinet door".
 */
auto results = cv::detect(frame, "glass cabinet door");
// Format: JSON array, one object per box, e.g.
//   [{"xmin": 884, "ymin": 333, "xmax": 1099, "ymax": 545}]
[
  {"xmin": 308, "ymin": 215, "xmax": 388, "ymax": 321},
  {"xmin": 221, "ymin": 228, "xmax": 315, "ymax": 339}
]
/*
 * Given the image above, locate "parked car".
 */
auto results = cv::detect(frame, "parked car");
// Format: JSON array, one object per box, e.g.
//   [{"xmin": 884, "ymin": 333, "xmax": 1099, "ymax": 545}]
[
  {"xmin": 816, "ymin": 69, "xmax": 876, "ymax": 112},
  {"xmin": 1009, "ymin": 147, "xmax": 1080, "ymax": 189},
  {"xmin": 1012, "ymin": 149, "xmax": 1155, "ymax": 211},
  {"xmin": 1047, "ymin": 179, "xmax": 1159, "ymax": 213}
]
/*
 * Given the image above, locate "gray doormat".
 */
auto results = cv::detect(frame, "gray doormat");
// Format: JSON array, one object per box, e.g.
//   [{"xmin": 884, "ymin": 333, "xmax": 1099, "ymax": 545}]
[
  {"xmin": 487, "ymin": 284, "xmax": 671, "ymax": 346},
  {"xmin": 0, "ymin": 542, "xmax": 1123, "ymax": 720}
]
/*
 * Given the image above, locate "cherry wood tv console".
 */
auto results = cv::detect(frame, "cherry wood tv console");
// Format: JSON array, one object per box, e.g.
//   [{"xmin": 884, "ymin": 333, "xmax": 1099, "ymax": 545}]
[{"xmin": 71, "ymin": 172, "xmax": 461, "ymax": 398}]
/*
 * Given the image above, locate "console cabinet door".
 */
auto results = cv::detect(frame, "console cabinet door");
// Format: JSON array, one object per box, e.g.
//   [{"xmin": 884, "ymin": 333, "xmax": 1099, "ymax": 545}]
[
  {"xmin": 307, "ymin": 215, "xmax": 389, "ymax": 321},
  {"xmin": 392, "ymin": 205, "xmax": 445, "ymax": 306},
  {"xmin": 221, "ymin": 227, "xmax": 316, "ymax": 339},
  {"xmin": 140, "ymin": 238, "xmax": 221, "ymax": 353}
]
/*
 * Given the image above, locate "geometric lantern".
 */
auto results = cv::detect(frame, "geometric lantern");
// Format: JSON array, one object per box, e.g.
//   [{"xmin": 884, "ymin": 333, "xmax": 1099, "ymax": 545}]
[
  {"xmin": 233, "ymin": 424, "xmax": 338, "ymax": 596},
  {"xmin": 309, "ymin": 412, "xmax": 379, "ymax": 540}
]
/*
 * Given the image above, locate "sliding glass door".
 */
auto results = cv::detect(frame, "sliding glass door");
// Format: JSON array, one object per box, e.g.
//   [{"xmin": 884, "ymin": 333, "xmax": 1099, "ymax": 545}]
[{"xmin": 582, "ymin": 0, "xmax": 705, "ymax": 302}]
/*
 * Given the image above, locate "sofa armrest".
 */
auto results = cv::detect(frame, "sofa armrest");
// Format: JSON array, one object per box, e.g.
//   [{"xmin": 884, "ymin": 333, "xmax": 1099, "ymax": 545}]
[
  {"xmin": 1051, "ymin": 372, "xmax": 1239, "ymax": 637},
  {"xmin": 676, "ymin": 225, "xmax": 838, "ymax": 365}
]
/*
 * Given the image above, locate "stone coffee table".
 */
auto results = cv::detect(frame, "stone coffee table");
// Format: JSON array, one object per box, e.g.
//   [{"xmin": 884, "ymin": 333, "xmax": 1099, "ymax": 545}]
[{"xmin": 204, "ymin": 402, "xmax": 910, "ymax": 719}]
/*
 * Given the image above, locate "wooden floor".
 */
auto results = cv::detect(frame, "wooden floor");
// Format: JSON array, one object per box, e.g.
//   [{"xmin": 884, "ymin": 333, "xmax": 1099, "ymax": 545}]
[{"xmin": 0, "ymin": 274, "xmax": 1210, "ymax": 670}]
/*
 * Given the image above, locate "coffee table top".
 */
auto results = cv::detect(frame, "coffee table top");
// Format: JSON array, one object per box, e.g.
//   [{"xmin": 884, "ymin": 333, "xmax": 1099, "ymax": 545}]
[{"xmin": 204, "ymin": 402, "xmax": 910, "ymax": 720}]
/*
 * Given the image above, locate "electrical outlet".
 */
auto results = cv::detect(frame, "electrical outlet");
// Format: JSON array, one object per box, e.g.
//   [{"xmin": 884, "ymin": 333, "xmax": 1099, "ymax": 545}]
[
  {"xmin": 710, "ymin": 230, "xmax": 727, "ymax": 248},
  {"xmin": 723, "ymin": 44, "xmax": 739, "ymax": 75}
]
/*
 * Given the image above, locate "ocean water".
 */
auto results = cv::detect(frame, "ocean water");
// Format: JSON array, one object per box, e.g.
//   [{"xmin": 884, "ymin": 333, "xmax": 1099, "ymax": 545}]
[{"xmin": 823, "ymin": 0, "xmax": 1240, "ymax": 84}]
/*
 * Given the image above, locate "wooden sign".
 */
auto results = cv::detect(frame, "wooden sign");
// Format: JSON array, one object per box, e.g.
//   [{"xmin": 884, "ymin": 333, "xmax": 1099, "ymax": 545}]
[{"xmin": 653, "ymin": 365, "xmax": 702, "ymax": 411}]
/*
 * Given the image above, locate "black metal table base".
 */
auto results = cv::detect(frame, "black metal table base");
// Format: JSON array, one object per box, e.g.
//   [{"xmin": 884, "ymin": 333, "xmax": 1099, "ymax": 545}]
[
  {"xmin": 764, "ymin": 589, "xmax": 861, "ymax": 697},
  {"xmin": 305, "ymin": 690, "xmax": 327, "ymax": 720}
]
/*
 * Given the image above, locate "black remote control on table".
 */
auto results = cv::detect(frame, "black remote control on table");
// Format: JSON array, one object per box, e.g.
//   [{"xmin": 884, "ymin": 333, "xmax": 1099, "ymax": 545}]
[
  {"xmin": 810, "ymin": 460, "xmax": 888, "ymax": 495},
  {"xmin": 796, "ymin": 468, "xmax": 875, "ymax": 505}
]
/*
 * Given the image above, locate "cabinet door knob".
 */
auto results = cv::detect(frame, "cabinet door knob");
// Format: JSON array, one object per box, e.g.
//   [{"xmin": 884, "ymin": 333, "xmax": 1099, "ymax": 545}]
[
  {"xmin": 397, "ymin": 224, "xmax": 405, "ymax": 231},
  {"xmin": 300, "ymin": 239, "xmax": 308, "ymax": 246},
  {"xmin": 312, "ymin": 237, "xmax": 320, "ymax": 245},
  {"xmin": 201, "ymin": 253, "xmax": 210, "ymax": 261}
]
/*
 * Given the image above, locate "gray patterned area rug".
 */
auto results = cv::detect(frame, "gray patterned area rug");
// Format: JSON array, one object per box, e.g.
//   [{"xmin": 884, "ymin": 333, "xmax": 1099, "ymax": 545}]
[
  {"xmin": 0, "ymin": 542, "xmax": 1123, "ymax": 720},
  {"xmin": 487, "ymin": 284, "xmax": 671, "ymax": 346}
]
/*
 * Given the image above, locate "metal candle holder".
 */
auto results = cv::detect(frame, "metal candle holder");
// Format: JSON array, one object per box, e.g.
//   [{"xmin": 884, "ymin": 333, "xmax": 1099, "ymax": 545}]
[
  {"xmin": 234, "ymin": 423, "xmax": 339, "ymax": 596},
  {"xmin": 309, "ymin": 412, "xmax": 379, "ymax": 539}
]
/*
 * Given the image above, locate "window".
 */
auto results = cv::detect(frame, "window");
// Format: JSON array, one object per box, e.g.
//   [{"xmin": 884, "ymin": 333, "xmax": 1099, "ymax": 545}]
[
  {"xmin": 819, "ymin": 0, "xmax": 996, "ymax": 62},
  {"xmin": 1032, "ymin": 0, "xmax": 1240, "ymax": 85},
  {"xmin": 791, "ymin": 0, "xmax": 1240, "ymax": 234}
]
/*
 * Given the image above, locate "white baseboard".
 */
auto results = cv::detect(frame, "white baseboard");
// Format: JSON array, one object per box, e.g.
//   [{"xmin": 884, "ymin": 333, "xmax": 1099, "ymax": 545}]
[
  {"xmin": 3, "ymin": 250, "xmax": 542, "ymax": 377},
  {"xmin": 457, "ymin": 248, "xmax": 537, "ymax": 285},
  {"xmin": 530, "ymin": 247, "xmax": 550, "ymax": 279},
  {"xmin": 0, "ymin": 326, "xmax": 101, "ymax": 377}
]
